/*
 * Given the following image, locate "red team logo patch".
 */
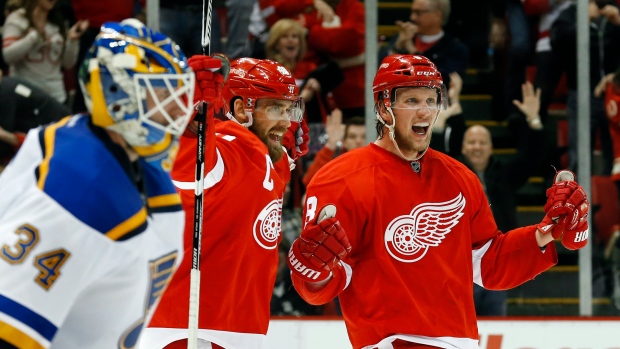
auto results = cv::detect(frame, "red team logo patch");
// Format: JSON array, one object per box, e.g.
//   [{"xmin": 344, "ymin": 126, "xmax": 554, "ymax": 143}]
[
  {"xmin": 384, "ymin": 194, "xmax": 466, "ymax": 262},
  {"xmin": 253, "ymin": 199, "xmax": 283, "ymax": 249}
]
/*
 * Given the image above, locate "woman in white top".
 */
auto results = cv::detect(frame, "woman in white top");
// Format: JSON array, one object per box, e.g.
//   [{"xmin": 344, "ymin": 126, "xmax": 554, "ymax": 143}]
[{"xmin": 2, "ymin": 0, "xmax": 88, "ymax": 104}]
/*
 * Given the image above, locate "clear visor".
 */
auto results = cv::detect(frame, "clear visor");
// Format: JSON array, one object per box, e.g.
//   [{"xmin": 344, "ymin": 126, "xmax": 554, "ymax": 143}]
[
  {"xmin": 389, "ymin": 85, "xmax": 448, "ymax": 112},
  {"xmin": 135, "ymin": 72, "xmax": 195, "ymax": 136},
  {"xmin": 254, "ymin": 98, "xmax": 305, "ymax": 122}
]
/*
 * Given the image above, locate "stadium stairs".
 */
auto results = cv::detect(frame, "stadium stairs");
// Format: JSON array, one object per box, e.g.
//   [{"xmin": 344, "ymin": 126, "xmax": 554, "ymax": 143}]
[{"xmin": 460, "ymin": 62, "xmax": 618, "ymax": 317}]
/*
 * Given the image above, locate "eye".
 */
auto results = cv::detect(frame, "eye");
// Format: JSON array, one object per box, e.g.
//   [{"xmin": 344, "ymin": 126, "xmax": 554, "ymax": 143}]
[{"xmin": 267, "ymin": 106, "xmax": 281, "ymax": 113}]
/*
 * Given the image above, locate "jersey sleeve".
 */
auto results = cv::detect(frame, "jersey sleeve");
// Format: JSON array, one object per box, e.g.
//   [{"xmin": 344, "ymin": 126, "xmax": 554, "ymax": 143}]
[
  {"xmin": 306, "ymin": 1, "xmax": 365, "ymax": 57},
  {"xmin": 291, "ymin": 171, "xmax": 366, "ymax": 304},
  {"xmin": 467, "ymin": 176, "xmax": 558, "ymax": 290},
  {"xmin": 171, "ymin": 118, "xmax": 220, "ymax": 189}
]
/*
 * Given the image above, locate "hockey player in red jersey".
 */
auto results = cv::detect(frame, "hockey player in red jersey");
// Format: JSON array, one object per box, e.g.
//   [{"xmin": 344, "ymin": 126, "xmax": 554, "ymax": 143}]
[
  {"xmin": 287, "ymin": 54, "xmax": 590, "ymax": 349},
  {"xmin": 139, "ymin": 57, "xmax": 308, "ymax": 349}
]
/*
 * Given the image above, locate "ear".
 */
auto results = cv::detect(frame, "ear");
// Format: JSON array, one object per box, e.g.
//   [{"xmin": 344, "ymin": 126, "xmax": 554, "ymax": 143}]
[
  {"xmin": 376, "ymin": 101, "xmax": 393, "ymax": 125},
  {"xmin": 232, "ymin": 98, "xmax": 249, "ymax": 124}
]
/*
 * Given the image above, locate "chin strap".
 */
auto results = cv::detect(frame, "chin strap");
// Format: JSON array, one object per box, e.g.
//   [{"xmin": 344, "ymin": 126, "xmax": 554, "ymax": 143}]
[
  {"xmin": 226, "ymin": 110, "xmax": 253, "ymax": 128},
  {"xmin": 283, "ymin": 146, "xmax": 296, "ymax": 170},
  {"xmin": 376, "ymin": 106, "xmax": 430, "ymax": 162}
]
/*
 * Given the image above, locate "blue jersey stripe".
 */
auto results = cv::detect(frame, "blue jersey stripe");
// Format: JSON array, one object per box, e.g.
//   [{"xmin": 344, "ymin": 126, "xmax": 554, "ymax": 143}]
[{"xmin": 0, "ymin": 294, "xmax": 57, "ymax": 341}]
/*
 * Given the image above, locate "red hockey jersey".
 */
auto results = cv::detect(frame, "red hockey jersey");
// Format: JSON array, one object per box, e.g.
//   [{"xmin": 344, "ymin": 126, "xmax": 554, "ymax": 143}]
[
  {"xmin": 293, "ymin": 144, "xmax": 557, "ymax": 349},
  {"xmin": 142, "ymin": 121, "xmax": 290, "ymax": 349}
]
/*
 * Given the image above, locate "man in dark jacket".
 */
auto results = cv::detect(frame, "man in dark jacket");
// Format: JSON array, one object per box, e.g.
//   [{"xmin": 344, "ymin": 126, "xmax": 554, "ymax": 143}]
[
  {"xmin": 380, "ymin": 0, "xmax": 469, "ymax": 86},
  {"xmin": 0, "ymin": 74, "xmax": 70, "ymax": 170},
  {"xmin": 460, "ymin": 81, "xmax": 545, "ymax": 315}
]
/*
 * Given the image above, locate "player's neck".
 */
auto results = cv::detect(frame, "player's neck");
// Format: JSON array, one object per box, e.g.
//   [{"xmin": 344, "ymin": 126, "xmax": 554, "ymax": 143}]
[{"xmin": 375, "ymin": 137, "xmax": 419, "ymax": 161}]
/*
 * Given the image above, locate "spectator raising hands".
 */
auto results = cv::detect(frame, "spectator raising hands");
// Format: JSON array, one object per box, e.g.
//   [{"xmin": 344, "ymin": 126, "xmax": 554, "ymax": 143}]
[
  {"xmin": 434, "ymin": 71, "xmax": 463, "ymax": 132},
  {"xmin": 67, "ymin": 19, "xmax": 90, "ymax": 41},
  {"xmin": 512, "ymin": 81, "xmax": 543, "ymax": 130},
  {"xmin": 324, "ymin": 108, "xmax": 346, "ymax": 151},
  {"xmin": 2, "ymin": 0, "xmax": 87, "ymax": 103},
  {"xmin": 314, "ymin": 0, "xmax": 336, "ymax": 24},
  {"xmin": 393, "ymin": 20, "xmax": 418, "ymax": 54},
  {"xmin": 600, "ymin": 3, "xmax": 620, "ymax": 25}
]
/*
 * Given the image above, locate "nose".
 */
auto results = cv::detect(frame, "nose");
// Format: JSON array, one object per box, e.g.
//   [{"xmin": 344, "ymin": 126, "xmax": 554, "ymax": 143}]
[
  {"xmin": 415, "ymin": 105, "xmax": 432, "ymax": 116},
  {"xmin": 278, "ymin": 118, "xmax": 291, "ymax": 129}
]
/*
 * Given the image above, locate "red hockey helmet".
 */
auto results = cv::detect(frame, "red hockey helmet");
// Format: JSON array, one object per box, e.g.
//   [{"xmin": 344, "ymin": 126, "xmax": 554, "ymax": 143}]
[
  {"xmin": 373, "ymin": 54, "xmax": 447, "ymax": 110},
  {"xmin": 224, "ymin": 58, "xmax": 303, "ymax": 122}
]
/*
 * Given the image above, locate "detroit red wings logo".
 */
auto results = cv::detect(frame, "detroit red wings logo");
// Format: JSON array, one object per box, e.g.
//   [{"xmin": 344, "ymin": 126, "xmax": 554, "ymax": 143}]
[
  {"xmin": 384, "ymin": 194, "xmax": 466, "ymax": 262},
  {"xmin": 253, "ymin": 199, "xmax": 283, "ymax": 249}
]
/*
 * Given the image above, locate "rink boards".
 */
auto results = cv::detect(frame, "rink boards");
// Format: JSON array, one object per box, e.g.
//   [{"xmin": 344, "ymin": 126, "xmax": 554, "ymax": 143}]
[{"xmin": 265, "ymin": 317, "xmax": 620, "ymax": 349}]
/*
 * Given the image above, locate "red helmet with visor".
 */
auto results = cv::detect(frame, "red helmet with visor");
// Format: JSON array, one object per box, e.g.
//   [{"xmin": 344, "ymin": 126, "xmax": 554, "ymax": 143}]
[
  {"xmin": 373, "ymin": 54, "xmax": 447, "ymax": 111},
  {"xmin": 224, "ymin": 58, "xmax": 303, "ymax": 122}
]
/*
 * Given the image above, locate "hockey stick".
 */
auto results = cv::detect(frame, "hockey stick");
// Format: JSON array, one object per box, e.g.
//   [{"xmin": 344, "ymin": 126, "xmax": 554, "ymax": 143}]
[{"xmin": 188, "ymin": 0, "xmax": 213, "ymax": 348}]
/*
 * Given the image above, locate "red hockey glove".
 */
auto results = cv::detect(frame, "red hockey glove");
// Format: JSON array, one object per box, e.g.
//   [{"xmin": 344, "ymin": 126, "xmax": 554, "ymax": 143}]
[
  {"xmin": 555, "ymin": 182, "xmax": 589, "ymax": 250},
  {"xmin": 188, "ymin": 55, "xmax": 223, "ymax": 104},
  {"xmin": 185, "ymin": 54, "xmax": 230, "ymax": 135},
  {"xmin": 288, "ymin": 205, "xmax": 351, "ymax": 283},
  {"xmin": 536, "ymin": 170, "xmax": 590, "ymax": 250},
  {"xmin": 559, "ymin": 211, "xmax": 589, "ymax": 250},
  {"xmin": 282, "ymin": 118, "xmax": 310, "ymax": 160},
  {"xmin": 187, "ymin": 54, "xmax": 230, "ymax": 111}
]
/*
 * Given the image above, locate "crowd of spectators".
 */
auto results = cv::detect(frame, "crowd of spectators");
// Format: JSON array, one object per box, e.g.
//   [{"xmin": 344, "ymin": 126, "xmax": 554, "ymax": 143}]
[{"xmin": 2, "ymin": 0, "xmax": 620, "ymax": 316}]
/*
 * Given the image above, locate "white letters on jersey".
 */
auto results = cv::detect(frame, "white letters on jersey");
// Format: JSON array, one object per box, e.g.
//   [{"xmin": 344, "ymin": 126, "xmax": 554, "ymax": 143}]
[
  {"xmin": 253, "ymin": 199, "xmax": 282, "ymax": 249},
  {"xmin": 384, "ymin": 193, "xmax": 466, "ymax": 263},
  {"xmin": 263, "ymin": 155, "xmax": 274, "ymax": 191},
  {"xmin": 304, "ymin": 196, "xmax": 318, "ymax": 229}
]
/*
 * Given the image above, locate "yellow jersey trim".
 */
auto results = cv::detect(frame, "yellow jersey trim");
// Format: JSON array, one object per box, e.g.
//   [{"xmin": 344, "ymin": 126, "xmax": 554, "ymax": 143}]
[
  {"xmin": 105, "ymin": 207, "xmax": 147, "ymax": 241},
  {"xmin": 37, "ymin": 117, "xmax": 73, "ymax": 190},
  {"xmin": 147, "ymin": 193, "xmax": 182, "ymax": 208},
  {"xmin": 0, "ymin": 320, "xmax": 45, "ymax": 349}
]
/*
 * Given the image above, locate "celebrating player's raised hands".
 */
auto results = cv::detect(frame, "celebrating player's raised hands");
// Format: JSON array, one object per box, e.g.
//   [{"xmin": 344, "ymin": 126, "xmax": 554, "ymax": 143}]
[
  {"xmin": 188, "ymin": 54, "xmax": 228, "ymax": 107},
  {"xmin": 282, "ymin": 117, "xmax": 310, "ymax": 160},
  {"xmin": 536, "ymin": 170, "xmax": 589, "ymax": 250},
  {"xmin": 288, "ymin": 205, "xmax": 352, "ymax": 283},
  {"xmin": 186, "ymin": 54, "xmax": 230, "ymax": 134}
]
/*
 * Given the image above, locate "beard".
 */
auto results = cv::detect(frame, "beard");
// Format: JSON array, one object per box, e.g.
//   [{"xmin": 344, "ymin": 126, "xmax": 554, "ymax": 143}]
[
  {"xmin": 250, "ymin": 123, "xmax": 286, "ymax": 162},
  {"xmin": 265, "ymin": 140, "xmax": 285, "ymax": 162},
  {"xmin": 393, "ymin": 125, "xmax": 433, "ymax": 157}
]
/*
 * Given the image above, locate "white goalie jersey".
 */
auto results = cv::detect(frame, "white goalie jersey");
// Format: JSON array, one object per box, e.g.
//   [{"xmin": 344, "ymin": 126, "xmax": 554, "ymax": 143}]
[{"xmin": 0, "ymin": 116, "xmax": 184, "ymax": 348}]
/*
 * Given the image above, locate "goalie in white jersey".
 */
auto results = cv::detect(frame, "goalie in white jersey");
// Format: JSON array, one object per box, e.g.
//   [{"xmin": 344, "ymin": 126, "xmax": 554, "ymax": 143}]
[{"xmin": 0, "ymin": 19, "xmax": 195, "ymax": 348}]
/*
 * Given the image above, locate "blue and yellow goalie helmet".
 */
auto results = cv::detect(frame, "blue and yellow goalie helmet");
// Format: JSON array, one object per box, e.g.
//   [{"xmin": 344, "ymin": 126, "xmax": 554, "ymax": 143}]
[{"xmin": 79, "ymin": 19, "xmax": 195, "ymax": 168}]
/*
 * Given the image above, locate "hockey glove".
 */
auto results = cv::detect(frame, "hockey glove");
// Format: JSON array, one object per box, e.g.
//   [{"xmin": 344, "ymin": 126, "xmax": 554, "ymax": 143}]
[
  {"xmin": 188, "ymin": 54, "xmax": 229, "ymax": 112},
  {"xmin": 554, "ymin": 179, "xmax": 589, "ymax": 250},
  {"xmin": 536, "ymin": 170, "xmax": 590, "ymax": 250},
  {"xmin": 282, "ymin": 118, "xmax": 310, "ymax": 160},
  {"xmin": 288, "ymin": 205, "xmax": 351, "ymax": 283}
]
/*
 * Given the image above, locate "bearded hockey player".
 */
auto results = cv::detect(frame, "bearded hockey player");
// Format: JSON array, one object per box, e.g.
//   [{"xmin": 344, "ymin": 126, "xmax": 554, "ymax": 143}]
[{"xmin": 140, "ymin": 56, "xmax": 308, "ymax": 349}]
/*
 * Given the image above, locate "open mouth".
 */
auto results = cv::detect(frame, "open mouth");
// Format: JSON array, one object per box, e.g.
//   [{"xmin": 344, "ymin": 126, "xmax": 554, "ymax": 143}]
[
  {"xmin": 283, "ymin": 46, "xmax": 298, "ymax": 56},
  {"xmin": 268, "ymin": 132, "xmax": 283, "ymax": 144},
  {"xmin": 412, "ymin": 123, "xmax": 429, "ymax": 135}
]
